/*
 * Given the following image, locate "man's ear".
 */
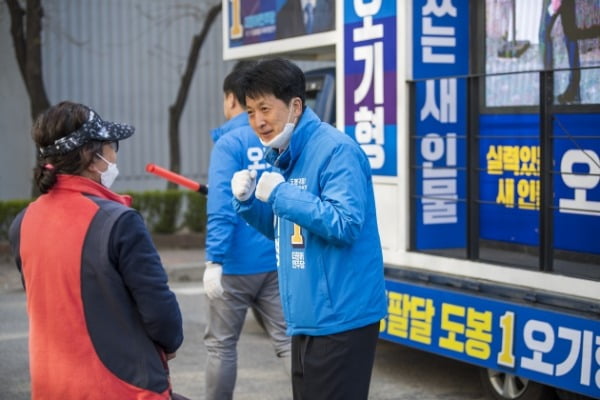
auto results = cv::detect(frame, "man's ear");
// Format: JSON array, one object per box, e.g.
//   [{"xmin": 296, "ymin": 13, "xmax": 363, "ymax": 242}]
[
  {"xmin": 225, "ymin": 92, "xmax": 237, "ymax": 110},
  {"xmin": 292, "ymin": 97, "xmax": 303, "ymax": 118}
]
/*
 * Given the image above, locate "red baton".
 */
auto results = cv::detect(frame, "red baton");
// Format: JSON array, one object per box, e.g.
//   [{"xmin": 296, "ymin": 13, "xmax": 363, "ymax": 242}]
[{"xmin": 145, "ymin": 163, "xmax": 208, "ymax": 195}]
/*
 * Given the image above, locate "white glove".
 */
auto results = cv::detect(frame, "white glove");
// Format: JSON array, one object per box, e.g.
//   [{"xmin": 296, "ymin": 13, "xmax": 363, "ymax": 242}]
[
  {"xmin": 255, "ymin": 171, "xmax": 285, "ymax": 202},
  {"xmin": 203, "ymin": 262, "xmax": 224, "ymax": 299},
  {"xmin": 231, "ymin": 169, "xmax": 257, "ymax": 201}
]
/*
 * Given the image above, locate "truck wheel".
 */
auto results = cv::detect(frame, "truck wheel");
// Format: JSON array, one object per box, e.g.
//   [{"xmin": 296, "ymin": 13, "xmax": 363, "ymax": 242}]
[{"xmin": 479, "ymin": 368, "xmax": 556, "ymax": 400}]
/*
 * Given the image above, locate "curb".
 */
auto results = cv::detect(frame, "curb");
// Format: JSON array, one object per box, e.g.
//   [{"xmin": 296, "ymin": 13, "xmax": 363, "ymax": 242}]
[
  {"xmin": 0, "ymin": 233, "xmax": 206, "ymax": 290},
  {"xmin": 166, "ymin": 263, "xmax": 204, "ymax": 283},
  {"xmin": 0, "ymin": 233, "xmax": 205, "ymax": 256},
  {"xmin": 1, "ymin": 260, "xmax": 204, "ymax": 292}
]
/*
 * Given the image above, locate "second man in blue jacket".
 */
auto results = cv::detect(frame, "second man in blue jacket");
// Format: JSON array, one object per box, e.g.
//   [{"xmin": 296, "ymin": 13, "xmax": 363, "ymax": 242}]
[{"xmin": 204, "ymin": 61, "xmax": 291, "ymax": 400}]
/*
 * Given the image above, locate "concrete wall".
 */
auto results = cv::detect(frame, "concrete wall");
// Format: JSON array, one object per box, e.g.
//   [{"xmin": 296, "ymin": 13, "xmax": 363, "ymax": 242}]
[
  {"xmin": 0, "ymin": 0, "xmax": 333, "ymax": 200},
  {"xmin": 0, "ymin": 1, "xmax": 230, "ymax": 199},
  {"xmin": 41, "ymin": 0, "xmax": 230, "ymax": 194}
]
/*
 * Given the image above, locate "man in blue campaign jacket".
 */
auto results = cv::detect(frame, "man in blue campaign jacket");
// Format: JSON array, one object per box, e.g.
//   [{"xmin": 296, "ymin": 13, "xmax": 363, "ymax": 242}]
[
  {"xmin": 203, "ymin": 61, "xmax": 290, "ymax": 400},
  {"xmin": 231, "ymin": 58, "xmax": 387, "ymax": 400}
]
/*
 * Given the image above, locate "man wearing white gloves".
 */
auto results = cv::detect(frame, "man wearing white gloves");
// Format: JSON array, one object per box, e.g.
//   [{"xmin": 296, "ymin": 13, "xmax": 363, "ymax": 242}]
[
  {"xmin": 204, "ymin": 61, "xmax": 290, "ymax": 400},
  {"xmin": 231, "ymin": 58, "xmax": 387, "ymax": 400}
]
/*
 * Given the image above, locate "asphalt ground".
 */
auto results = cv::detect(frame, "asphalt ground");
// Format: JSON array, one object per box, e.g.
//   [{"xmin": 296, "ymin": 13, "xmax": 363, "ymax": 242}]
[
  {"xmin": 0, "ymin": 246, "xmax": 205, "ymax": 291},
  {"xmin": 0, "ymin": 245, "xmax": 490, "ymax": 400}
]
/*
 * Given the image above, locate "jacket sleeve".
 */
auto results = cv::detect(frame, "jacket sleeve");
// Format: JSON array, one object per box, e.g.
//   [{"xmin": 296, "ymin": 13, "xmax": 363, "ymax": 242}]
[
  {"xmin": 8, "ymin": 209, "xmax": 26, "ymax": 289},
  {"xmin": 205, "ymin": 137, "xmax": 242, "ymax": 263},
  {"xmin": 232, "ymin": 196, "xmax": 276, "ymax": 240},
  {"xmin": 270, "ymin": 142, "xmax": 369, "ymax": 246},
  {"xmin": 110, "ymin": 211, "xmax": 183, "ymax": 354}
]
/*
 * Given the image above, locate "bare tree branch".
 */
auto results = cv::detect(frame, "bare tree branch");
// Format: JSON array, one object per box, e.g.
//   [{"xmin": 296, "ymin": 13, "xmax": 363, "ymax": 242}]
[
  {"xmin": 25, "ymin": 0, "xmax": 49, "ymax": 119},
  {"xmin": 5, "ymin": 0, "xmax": 27, "ymax": 86},
  {"xmin": 5, "ymin": 0, "xmax": 51, "ymax": 196},
  {"xmin": 168, "ymin": 2, "xmax": 222, "ymax": 180},
  {"xmin": 5, "ymin": 0, "xmax": 50, "ymax": 120}
]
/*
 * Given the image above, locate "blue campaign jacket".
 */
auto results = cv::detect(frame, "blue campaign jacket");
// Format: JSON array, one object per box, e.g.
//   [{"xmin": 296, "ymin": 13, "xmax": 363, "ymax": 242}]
[
  {"xmin": 206, "ymin": 112, "xmax": 277, "ymax": 274},
  {"xmin": 234, "ymin": 107, "xmax": 387, "ymax": 336}
]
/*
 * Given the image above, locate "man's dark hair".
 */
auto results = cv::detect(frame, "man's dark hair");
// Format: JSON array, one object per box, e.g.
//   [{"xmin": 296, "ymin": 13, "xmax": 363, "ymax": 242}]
[
  {"xmin": 239, "ymin": 58, "xmax": 306, "ymax": 108},
  {"xmin": 223, "ymin": 60, "xmax": 258, "ymax": 104}
]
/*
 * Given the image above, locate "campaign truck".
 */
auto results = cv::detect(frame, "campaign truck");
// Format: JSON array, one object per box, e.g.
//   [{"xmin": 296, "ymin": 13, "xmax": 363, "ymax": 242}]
[{"xmin": 222, "ymin": 1, "xmax": 600, "ymax": 399}]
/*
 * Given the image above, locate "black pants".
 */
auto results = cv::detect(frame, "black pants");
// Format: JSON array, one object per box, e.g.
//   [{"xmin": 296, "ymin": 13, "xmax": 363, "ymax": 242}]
[{"xmin": 291, "ymin": 322, "xmax": 380, "ymax": 400}]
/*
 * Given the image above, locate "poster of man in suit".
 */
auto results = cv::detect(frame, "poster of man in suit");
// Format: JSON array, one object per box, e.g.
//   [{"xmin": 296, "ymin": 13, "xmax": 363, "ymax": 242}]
[
  {"xmin": 226, "ymin": 0, "xmax": 335, "ymax": 48},
  {"xmin": 275, "ymin": 0, "xmax": 335, "ymax": 39}
]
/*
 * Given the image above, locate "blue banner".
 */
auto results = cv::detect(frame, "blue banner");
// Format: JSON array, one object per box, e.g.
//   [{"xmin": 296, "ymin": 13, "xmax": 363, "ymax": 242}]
[
  {"xmin": 381, "ymin": 279, "xmax": 600, "ymax": 398},
  {"xmin": 479, "ymin": 114, "xmax": 540, "ymax": 245},
  {"xmin": 412, "ymin": 0, "xmax": 470, "ymax": 80},
  {"xmin": 412, "ymin": 0, "xmax": 469, "ymax": 249},
  {"xmin": 553, "ymin": 113, "xmax": 600, "ymax": 254},
  {"xmin": 343, "ymin": 0, "xmax": 397, "ymax": 176},
  {"xmin": 479, "ymin": 113, "xmax": 600, "ymax": 255},
  {"xmin": 414, "ymin": 77, "xmax": 467, "ymax": 249}
]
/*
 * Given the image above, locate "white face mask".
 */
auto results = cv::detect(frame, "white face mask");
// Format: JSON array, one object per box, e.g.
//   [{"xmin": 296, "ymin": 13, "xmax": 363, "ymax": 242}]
[
  {"xmin": 96, "ymin": 153, "xmax": 119, "ymax": 188},
  {"xmin": 260, "ymin": 101, "xmax": 296, "ymax": 149}
]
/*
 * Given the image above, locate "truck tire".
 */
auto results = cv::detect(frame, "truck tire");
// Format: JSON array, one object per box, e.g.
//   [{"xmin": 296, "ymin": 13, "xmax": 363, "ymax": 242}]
[{"xmin": 479, "ymin": 368, "xmax": 556, "ymax": 400}]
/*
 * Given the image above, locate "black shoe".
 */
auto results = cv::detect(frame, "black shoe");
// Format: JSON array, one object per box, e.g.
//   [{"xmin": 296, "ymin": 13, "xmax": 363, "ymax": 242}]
[{"xmin": 557, "ymin": 89, "xmax": 581, "ymax": 105}]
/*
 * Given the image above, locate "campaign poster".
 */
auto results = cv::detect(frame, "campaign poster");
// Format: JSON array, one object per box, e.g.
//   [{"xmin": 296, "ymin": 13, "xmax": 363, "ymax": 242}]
[
  {"xmin": 485, "ymin": 0, "xmax": 600, "ymax": 107},
  {"xmin": 412, "ymin": 0, "xmax": 469, "ymax": 249},
  {"xmin": 381, "ymin": 279, "xmax": 600, "ymax": 399},
  {"xmin": 343, "ymin": 0, "xmax": 397, "ymax": 176},
  {"xmin": 225, "ymin": 0, "xmax": 335, "ymax": 51}
]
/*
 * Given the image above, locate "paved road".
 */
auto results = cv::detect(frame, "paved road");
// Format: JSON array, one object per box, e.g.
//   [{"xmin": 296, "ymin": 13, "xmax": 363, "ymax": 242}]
[{"xmin": 0, "ymin": 249, "xmax": 488, "ymax": 400}]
